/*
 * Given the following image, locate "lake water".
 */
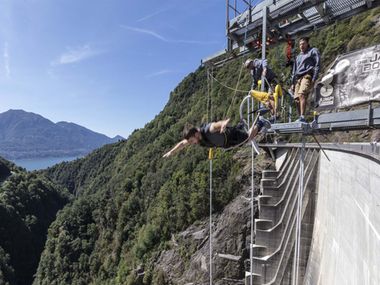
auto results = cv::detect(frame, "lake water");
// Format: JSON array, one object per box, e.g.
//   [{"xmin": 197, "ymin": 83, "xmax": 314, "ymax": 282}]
[{"xmin": 12, "ymin": 156, "xmax": 80, "ymax": 171}]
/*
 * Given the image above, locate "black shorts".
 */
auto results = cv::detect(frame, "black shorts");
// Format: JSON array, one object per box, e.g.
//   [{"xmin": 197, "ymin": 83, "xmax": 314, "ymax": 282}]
[{"xmin": 225, "ymin": 126, "xmax": 248, "ymax": 147}]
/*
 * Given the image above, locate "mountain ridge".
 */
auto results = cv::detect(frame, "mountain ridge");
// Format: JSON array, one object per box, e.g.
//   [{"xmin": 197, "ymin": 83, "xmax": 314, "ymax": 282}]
[{"xmin": 0, "ymin": 109, "xmax": 124, "ymax": 159}]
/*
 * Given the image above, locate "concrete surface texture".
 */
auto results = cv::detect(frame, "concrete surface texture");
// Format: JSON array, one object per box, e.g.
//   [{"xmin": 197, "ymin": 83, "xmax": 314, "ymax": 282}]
[{"xmin": 305, "ymin": 150, "xmax": 380, "ymax": 285}]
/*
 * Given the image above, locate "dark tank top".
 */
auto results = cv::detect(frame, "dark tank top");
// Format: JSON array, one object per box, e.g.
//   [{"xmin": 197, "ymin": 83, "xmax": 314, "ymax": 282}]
[
  {"xmin": 199, "ymin": 123, "xmax": 248, "ymax": 148},
  {"xmin": 199, "ymin": 123, "xmax": 227, "ymax": 147}
]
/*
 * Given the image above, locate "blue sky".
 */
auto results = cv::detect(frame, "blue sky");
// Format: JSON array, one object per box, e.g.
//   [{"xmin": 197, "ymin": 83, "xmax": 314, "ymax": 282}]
[{"xmin": 0, "ymin": 0, "xmax": 228, "ymax": 138}]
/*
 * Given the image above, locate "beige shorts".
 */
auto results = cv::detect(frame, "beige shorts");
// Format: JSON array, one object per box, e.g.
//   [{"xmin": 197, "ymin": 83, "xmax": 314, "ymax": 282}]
[{"xmin": 294, "ymin": 74, "xmax": 313, "ymax": 99}]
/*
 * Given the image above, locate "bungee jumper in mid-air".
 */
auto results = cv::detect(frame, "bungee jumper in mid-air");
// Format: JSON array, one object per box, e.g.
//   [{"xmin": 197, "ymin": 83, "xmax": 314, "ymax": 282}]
[{"xmin": 163, "ymin": 114, "xmax": 271, "ymax": 158}]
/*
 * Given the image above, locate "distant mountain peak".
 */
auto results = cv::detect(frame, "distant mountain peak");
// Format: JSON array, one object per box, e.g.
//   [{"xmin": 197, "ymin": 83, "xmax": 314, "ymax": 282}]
[{"xmin": 112, "ymin": 135, "xmax": 125, "ymax": 141}]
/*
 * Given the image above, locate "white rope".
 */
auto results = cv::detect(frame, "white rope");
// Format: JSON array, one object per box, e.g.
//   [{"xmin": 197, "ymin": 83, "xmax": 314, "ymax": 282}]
[
  {"xmin": 209, "ymin": 153, "xmax": 213, "ymax": 285},
  {"xmin": 250, "ymin": 141, "xmax": 255, "ymax": 285}
]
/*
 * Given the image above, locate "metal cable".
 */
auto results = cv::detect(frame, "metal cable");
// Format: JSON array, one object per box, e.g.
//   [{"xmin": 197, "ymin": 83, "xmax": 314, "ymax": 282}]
[
  {"xmin": 250, "ymin": 142, "xmax": 255, "ymax": 285},
  {"xmin": 294, "ymin": 136, "xmax": 305, "ymax": 285}
]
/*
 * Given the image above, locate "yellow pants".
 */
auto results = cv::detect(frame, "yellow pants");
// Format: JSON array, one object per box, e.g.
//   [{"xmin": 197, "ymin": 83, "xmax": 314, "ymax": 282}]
[
  {"xmin": 249, "ymin": 85, "xmax": 282, "ymax": 110},
  {"xmin": 250, "ymin": 90, "xmax": 269, "ymax": 104}
]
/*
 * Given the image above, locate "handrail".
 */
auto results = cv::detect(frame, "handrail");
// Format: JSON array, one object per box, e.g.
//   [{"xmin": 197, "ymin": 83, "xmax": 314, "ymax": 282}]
[{"xmin": 260, "ymin": 142, "xmax": 380, "ymax": 164}]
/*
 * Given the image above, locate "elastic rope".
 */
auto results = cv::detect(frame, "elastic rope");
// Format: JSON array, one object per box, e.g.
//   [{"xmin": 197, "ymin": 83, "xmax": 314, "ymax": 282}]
[{"xmin": 209, "ymin": 148, "xmax": 213, "ymax": 285}]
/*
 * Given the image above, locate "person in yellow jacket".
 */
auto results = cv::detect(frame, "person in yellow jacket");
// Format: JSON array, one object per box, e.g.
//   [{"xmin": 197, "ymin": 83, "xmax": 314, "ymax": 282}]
[{"xmin": 249, "ymin": 82, "xmax": 283, "ymax": 123}]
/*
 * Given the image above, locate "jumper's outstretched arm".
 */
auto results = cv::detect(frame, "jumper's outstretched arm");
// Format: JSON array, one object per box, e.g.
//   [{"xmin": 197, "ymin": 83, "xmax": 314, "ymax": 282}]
[{"xmin": 163, "ymin": 139, "xmax": 190, "ymax": 158}]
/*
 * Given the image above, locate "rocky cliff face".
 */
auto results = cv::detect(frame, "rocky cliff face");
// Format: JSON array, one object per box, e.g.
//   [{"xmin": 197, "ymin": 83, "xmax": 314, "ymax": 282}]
[
  {"xmin": 148, "ymin": 151, "xmax": 273, "ymax": 284},
  {"xmin": 153, "ymin": 191, "xmax": 252, "ymax": 284}
]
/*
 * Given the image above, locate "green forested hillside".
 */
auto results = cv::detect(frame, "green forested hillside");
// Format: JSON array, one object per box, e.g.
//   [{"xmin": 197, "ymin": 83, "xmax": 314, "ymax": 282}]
[
  {"xmin": 36, "ymin": 62, "xmax": 253, "ymax": 284},
  {"xmin": 0, "ymin": 160, "xmax": 71, "ymax": 285},
  {"xmin": 26, "ymin": 7, "xmax": 380, "ymax": 285}
]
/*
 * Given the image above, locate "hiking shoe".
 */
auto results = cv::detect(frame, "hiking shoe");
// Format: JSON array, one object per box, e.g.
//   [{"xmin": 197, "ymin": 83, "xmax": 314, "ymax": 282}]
[
  {"xmin": 295, "ymin": 117, "xmax": 307, "ymax": 123},
  {"xmin": 260, "ymin": 118, "xmax": 272, "ymax": 129}
]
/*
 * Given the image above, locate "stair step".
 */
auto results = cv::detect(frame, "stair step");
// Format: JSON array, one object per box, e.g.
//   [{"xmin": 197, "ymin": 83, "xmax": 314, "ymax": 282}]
[
  {"xmin": 259, "ymin": 202, "xmax": 287, "ymax": 222},
  {"xmin": 251, "ymin": 244, "xmax": 268, "ymax": 257},
  {"xmin": 245, "ymin": 271, "xmax": 262, "ymax": 277},
  {"xmin": 261, "ymin": 187, "xmax": 284, "ymax": 198},
  {"xmin": 222, "ymin": 277, "xmax": 244, "ymax": 284},
  {"xmin": 262, "ymin": 170, "xmax": 278, "ymax": 178},
  {"xmin": 255, "ymin": 195, "xmax": 273, "ymax": 204},
  {"xmin": 255, "ymin": 225, "xmax": 283, "ymax": 250},
  {"xmin": 244, "ymin": 272, "xmax": 262, "ymax": 285},
  {"xmin": 255, "ymin": 219, "xmax": 273, "ymax": 230},
  {"xmin": 261, "ymin": 178, "xmax": 278, "ymax": 187}
]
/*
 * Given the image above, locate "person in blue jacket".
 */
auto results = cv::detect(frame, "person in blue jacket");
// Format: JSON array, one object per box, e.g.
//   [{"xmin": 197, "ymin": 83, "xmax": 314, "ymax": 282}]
[{"xmin": 291, "ymin": 37, "xmax": 321, "ymax": 122}]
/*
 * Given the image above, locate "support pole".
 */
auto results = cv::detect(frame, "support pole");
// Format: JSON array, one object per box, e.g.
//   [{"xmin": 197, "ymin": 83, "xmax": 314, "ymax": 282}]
[
  {"xmin": 247, "ymin": 92, "xmax": 255, "ymax": 285},
  {"xmin": 261, "ymin": 5, "xmax": 267, "ymax": 93},
  {"xmin": 209, "ymin": 148, "xmax": 214, "ymax": 285},
  {"xmin": 250, "ymin": 140, "xmax": 255, "ymax": 285},
  {"xmin": 293, "ymin": 136, "xmax": 305, "ymax": 285},
  {"xmin": 226, "ymin": 0, "xmax": 232, "ymax": 51}
]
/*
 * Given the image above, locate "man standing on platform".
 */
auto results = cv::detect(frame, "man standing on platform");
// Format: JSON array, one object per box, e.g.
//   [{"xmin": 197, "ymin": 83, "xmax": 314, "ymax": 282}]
[
  {"xmin": 245, "ymin": 58, "xmax": 277, "ymax": 91},
  {"xmin": 291, "ymin": 37, "xmax": 321, "ymax": 122}
]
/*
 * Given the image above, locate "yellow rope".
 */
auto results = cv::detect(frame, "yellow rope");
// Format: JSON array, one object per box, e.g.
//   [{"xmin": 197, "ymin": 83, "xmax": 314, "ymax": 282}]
[{"xmin": 209, "ymin": 72, "xmax": 251, "ymax": 94}]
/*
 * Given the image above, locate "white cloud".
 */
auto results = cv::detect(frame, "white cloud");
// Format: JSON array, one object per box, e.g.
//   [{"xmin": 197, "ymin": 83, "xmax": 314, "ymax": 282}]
[
  {"xmin": 121, "ymin": 25, "xmax": 166, "ymax": 41},
  {"xmin": 120, "ymin": 25, "xmax": 218, "ymax": 45},
  {"xmin": 146, "ymin": 69, "xmax": 176, "ymax": 78},
  {"xmin": 137, "ymin": 7, "xmax": 170, "ymax": 22},
  {"xmin": 3, "ymin": 42, "xmax": 10, "ymax": 79},
  {"xmin": 51, "ymin": 44, "xmax": 101, "ymax": 66}
]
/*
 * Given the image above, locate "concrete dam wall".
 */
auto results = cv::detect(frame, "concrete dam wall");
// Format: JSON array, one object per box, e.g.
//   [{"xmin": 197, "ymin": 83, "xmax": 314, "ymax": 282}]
[
  {"xmin": 249, "ymin": 143, "xmax": 380, "ymax": 284},
  {"xmin": 305, "ymin": 149, "xmax": 380, "ymax": 285}
]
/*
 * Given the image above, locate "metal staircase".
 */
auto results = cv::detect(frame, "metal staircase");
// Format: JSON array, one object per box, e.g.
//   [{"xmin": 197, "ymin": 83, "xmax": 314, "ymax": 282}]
[{"xmin": 245, "ymin": 147, "xmax": 319, "ymax": 284}]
